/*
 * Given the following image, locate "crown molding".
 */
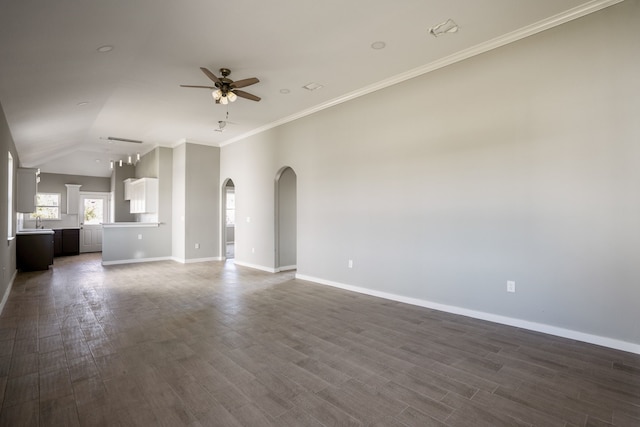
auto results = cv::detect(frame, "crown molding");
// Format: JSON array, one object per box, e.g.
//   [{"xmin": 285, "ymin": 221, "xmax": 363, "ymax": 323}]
[{"xmin": 220, "ymin": 0, "xmax": 623, "ymax": 148}]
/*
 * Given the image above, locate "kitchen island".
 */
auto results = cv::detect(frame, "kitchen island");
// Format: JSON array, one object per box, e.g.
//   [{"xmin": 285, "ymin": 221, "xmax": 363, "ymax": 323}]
[{"xmin": 101, "ymin": 222, "xmax": 171, "ymax": 265}]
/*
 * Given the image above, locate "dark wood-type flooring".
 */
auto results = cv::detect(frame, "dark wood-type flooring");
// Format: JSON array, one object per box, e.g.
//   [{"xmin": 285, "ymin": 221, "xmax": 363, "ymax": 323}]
[{"xmin": 0, "ymin": 253, "xmax": 638, "ymax": 426}]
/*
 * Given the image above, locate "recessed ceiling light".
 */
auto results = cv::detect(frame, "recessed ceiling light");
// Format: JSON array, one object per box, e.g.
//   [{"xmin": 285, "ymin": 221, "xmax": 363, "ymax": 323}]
[
  {"xmin": 77, "ymin": 101, "xmax": 89, "ymax": 107},
  {"xmin": 302, "ymin": 82, "xmax": 323, "ymax": 91},
  {"xmin": 96, "ymin": 45, "xmax": 114, "ymax": 53},
  {"xmin": 371, "ymin": 41, "xmax": 386, "ymax": 50},
  {"xmin": 279, "ymin": 89, "xmax": 291, "ymax": 94},
  {"xmin": 429, "ymin": 19, "xmax": 459, "ymax": 37},
  {"xmin": 95, "ymin": 159, "xmax": 101, "ymax": 163}
]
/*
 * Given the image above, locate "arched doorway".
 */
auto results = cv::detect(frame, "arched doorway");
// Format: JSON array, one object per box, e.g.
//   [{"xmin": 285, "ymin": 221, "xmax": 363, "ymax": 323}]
[
  {"xmin": 275, "ymin": 167, "xmax": 297, "ymax": 271},
  {"xmin": 222, "ymin": 179, "xmax": 235, "ymax": 259}
]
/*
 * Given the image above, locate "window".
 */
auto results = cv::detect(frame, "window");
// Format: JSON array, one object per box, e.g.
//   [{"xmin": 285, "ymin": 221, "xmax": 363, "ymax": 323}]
[
  {"xmin": 82, "ymin": 197, "xmax": 104, "ymax": 225},
  {"xmin": 30, "ymin": 193, "xmax": 61, "ymax": 220},
  {"xmin": 226, "ymin": 189, "xmax": 235, "ymax": 226},
  {"xmin": 7, "ymin": 152, "xmax": 13, "ymax": 238}
]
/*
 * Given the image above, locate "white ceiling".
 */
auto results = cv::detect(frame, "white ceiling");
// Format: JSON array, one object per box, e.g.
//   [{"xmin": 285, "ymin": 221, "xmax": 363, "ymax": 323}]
[{"xmin": 0, "ymin": 0, "xmax": 619, "ymax": 177}]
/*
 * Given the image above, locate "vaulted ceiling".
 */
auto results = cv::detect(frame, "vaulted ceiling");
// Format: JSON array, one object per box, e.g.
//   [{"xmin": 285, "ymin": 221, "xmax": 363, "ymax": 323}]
[{"xmin": 0, "ymin": 0, "xmax": 620, "ymax": 177}]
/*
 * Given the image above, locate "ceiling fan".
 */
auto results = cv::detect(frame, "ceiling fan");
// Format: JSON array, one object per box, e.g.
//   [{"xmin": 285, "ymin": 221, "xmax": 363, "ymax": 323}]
[{"xmin": 181, "ymin": 67, "xmax": 261, "ymax": 104}]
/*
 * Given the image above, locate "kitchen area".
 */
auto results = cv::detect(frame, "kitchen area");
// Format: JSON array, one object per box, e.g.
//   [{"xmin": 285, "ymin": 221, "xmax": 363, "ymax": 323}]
[
  {"xmin": 15, "ymin": 146, "xmax": 204, "ymax": 269},
  {"xmin": 15, "ymin": 168, "xmax": 110, "ymax": 271}
]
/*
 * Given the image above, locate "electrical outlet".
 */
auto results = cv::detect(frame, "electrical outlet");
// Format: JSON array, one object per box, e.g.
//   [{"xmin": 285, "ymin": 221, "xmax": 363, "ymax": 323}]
[
  {"xmin": 137, "ymin": 234, "xmax": 142, "ymax": 240},
  {"xmin": 252, "ymin": 248, "xmax": 255, "ymax": 253},
  {"xmin": 348, "ymin": 259, "xmax": 353, "ymax": 268},
  {"xmin": 507, "ymin": 280, "xmax": 516, "ymax": 293},
  {"xmin": 195, "ymin": 243, "xmax": 200, "ymax": 249}
]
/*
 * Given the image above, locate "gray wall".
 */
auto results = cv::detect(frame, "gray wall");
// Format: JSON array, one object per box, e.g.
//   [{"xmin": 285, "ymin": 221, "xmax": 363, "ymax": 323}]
[
  {"xmin": 0, "ymin": 102, "xmax": 18, "ymax": 310},
  {"xmin": 220, "ymin": 2, "xmax": 640, "ymax": 346},
  {"xmin": 277, "ymin": 167, "xmax": 296, "ymax": 268},
  {"xmin": 136, "ymin": 148, "xmax": 158, "ymax": 179},
  {"xmin": 102, "ymin": 147, "xmax": 173, "ymax": 263},
  {"xmin": 102, "ymin": 225, "xmax": 171, "ymax": 263},
  {"xmin": 172, "ymin": 144, "xmax": 186, "ymax": 260},
  {"xmin": 172, "ymin": 142, "xmax": 221, "ymax": 261},
  {"xmin": 26, "ymin": 172, "xmax": 112, "ymax": 229},
  {"xmin": 155, "ymin": 147, "xmax": 173, "ymax": 250},
  {"xmin": 221, "ymin": 135, "xmax": 279, "ymax": 269},
  {"xmin": 39, "ymin": 172, "xmax": 110, "ymax": 214},
  {"xmin": 184, "ymin": 143, "xmax": 220, "ymax": 260},
  {"xmin": 110, "ymin": 164, "xmax": 135, "ymax": 222}
]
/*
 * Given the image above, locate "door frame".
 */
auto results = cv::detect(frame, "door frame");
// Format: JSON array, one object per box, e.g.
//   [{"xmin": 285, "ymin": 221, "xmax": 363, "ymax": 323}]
[
  {"xmin": 79, "ymin": 191, "xmax": 110, "ymax": 253},
  {"xmin": 221, "ymin": 179, "xmax": 235, "ymax": 260}
]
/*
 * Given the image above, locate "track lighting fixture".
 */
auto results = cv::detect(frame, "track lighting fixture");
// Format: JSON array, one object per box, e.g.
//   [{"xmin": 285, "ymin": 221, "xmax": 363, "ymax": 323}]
[{"xmin": 110, "ymin": 153, "xmax": 141, "ymax": 169}]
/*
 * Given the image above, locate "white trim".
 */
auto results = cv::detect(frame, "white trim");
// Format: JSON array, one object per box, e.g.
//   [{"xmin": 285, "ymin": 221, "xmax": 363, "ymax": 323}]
[
  {"xmin": 170, "ymin": 138, "xmax": 213, "ymax": 149},
  {"xmin": 102, "ymin": 256, "xmax": 172, "ymax": 266},
  {"xmin": 276, "ymin": 265, "xmax": 297, "ymax": 272},
  {"xmin": 186, "ymin": 256, "xmax": 222, "ymax": 264},
  {"xmin": 0, "ymin": 270, "xmax": 18, "ymax": 316},
  {"xmin": 295, "ymin": 274, "xmax": 640, "ymax": 355},
  {"xmin": 102, "ymin": 222, "xmax": 160, "ymax": 228},
  {"xmin": 171, "ymin": 256, "xmax": 223, "ymax": 264},
  {"xmin": 233, "ymin": 260, "xmax": 277, "ymax": 273},
  {"xmin": 219, "ymin": 0, "xmax": 622, "ymax": 148}
]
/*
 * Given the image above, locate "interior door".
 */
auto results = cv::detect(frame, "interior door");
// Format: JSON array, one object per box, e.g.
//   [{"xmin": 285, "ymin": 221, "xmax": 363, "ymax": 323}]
[{"xmin": 80, "ymin": 193, "xmax": 108, "ymax": 253}]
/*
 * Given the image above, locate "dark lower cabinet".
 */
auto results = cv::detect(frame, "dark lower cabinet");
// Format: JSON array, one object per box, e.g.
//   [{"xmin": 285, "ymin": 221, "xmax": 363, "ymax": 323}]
[
  {"xmin": 53, "ymin": 228, "xmax": 80, "ymax": 257},
  {"xmin": 17, "ymin": 233, "xmax": 54, "ymax": 271},
  {"xmin": 53, "ymin": 229, "xmax": 63, "ymax": 257},
  {"xmin": 62, "ymin": 228, "xmax": 80, "ymax": 256}
]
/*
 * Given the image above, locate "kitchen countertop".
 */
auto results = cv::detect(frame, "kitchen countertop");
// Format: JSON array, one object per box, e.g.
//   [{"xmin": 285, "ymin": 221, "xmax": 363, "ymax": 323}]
[
  {"xmin": 102, "ymin": 222, "xmax": 160, "ymax": 228},
  {"xmin": 17, "ymin": 229, "xmax": 54, "ymax": 235}
]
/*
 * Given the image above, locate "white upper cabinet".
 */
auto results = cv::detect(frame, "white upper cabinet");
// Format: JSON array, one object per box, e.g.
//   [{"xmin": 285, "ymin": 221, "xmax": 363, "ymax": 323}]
[
  {"xmin": 17, "ymin": 168, "xmax": 39, "ymax": 213},
  {"xmin": 123, "ymin": 178, "xmax": 134, "ymax": 201},
  {"xmin": 65, "ymin": 184, "xmax": 82, "ymax": 215},
  {"xmin": 127, "ymin": 177, "xmax": 158, "ymax": 213}
]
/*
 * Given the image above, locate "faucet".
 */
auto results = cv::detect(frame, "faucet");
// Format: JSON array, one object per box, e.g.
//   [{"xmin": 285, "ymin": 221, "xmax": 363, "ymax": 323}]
[{"xmin": 36, "ymin": 216, "xmax": 41, "ymax": 229}]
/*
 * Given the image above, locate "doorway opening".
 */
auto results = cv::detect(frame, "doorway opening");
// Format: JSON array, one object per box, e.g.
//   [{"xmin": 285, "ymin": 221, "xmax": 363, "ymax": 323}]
[
  {"xmin": 222, "ymin": 179, "xmax": 235, "ymax": 259},
  {"xmin": 275, "ymin": 167, "xmax": 297, "ymax": 271}
]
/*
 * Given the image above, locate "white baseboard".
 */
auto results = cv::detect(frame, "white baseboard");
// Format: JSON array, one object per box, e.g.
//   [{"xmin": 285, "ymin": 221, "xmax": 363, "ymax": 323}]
[
  {"xmin": 102, "ymin": 256, "xmax": 173, "ymax": 266},
  {"xmin": 176, "ymin": 256, "xmax": 223, "ymax": 264},
  {"xmin": 295, "ymin": 274, "xmax": 640, "ymax": 355},
  {"xmin": 184, "ymin": 256, "xmax": 222, "ymax": 264},
  {"xmin": 233, "ymin": 260, "xmax": 277, "ymax": 273},
  {"xmin": 276, "ymin": 265, "xmax": 297, "ymax": 272},
  {"xmin": 0, "ymin": 270, "xmax": 17, "ymax": 316}
]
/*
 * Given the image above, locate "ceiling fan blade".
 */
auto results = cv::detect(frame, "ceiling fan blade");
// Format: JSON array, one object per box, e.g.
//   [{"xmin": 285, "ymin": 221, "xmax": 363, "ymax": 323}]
[
  {"xmin": 180, "ymin": 85, "xmax": 216, "ymax": 89},
  {"xmin": 233, "ymin": 90, "xmax": 261, "ymax": 102},
  {"xmin": 200, "ymin": 67, "xmax": 221, "ymax": 84},
  {"xmin": 230, "ymin": 77, "xmax": 259, "ymax": 89}
]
